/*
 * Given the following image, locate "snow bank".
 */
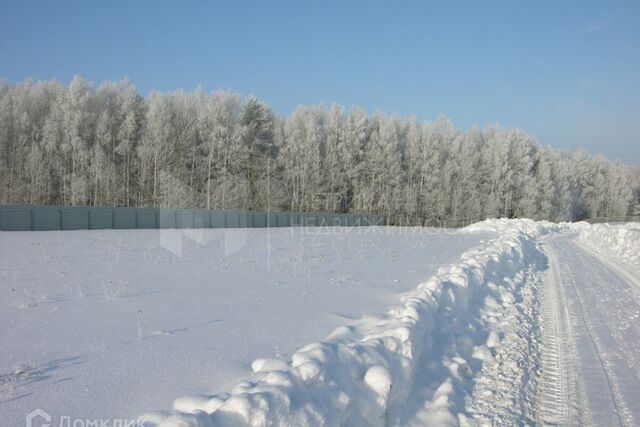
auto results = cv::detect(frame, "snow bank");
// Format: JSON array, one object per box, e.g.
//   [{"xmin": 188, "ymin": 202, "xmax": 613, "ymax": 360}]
[
  {"xmin": 463, "ymin": 217, "xmax": 562, "ymax": 236},
  {"xmin": 140, "ymin": 220, "xmax": 550, "ymax": 427},
  {"xmin": 574, "ymin": 222, "xmax": 640, "ymax": 272}
]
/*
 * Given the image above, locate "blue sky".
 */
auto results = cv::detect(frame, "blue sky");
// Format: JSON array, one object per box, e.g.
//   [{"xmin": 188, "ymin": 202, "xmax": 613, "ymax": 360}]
[{"xmin": 1, "ymin": 0, "xmax": 639, "ymax": 165}]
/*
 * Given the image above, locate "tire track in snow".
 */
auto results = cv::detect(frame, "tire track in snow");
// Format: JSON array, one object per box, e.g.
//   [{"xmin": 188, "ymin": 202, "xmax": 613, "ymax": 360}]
[
  {"xmin": 564, "ymin": 238, "xmax": 640, "ymax": 426},
  {"xmin": 537, "ymin": 240, "xmax": 587, "ymax": 426},
  {"xmin": 539, "ymin": 235, "xmax": 640, "ymax": 426}
]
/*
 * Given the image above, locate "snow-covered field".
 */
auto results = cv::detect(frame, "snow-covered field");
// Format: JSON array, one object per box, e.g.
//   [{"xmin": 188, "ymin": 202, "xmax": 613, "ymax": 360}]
[
  {"xmin": 2, "ymin": 220, "xmax": 640, "ymax": 426},
  {"xmin": 0, "ymin": 226, "xmax": 493, "ymax": 426}
]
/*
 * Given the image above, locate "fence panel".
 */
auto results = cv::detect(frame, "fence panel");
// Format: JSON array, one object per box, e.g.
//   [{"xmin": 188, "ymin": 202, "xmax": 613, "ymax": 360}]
[
  {"xmin": 252, "ymin": 212, "xmax": 267, "ymax": 228},
  {"xmin": 176, "ymin": 210, "xmax": 195, "ymax": 229},
  {"xmin": 193, "ymin": 210, "xmax": 209, "ymax": 228},
  {"xmin": 225, "ymin": 212, "xmax": 240, "ymax": 228},
  {"xmin": 238, "ymin": 212, "xmax": 250, "ymax": 228},
  {"xmin": 208, "ymin": 212, "xmax": 224, "ymax": 228},
  {"xmin": 61, "ymin": 209, "xmax": 89, "ymax": 230},
  {"xmin": 137, "ymin": 210, "xmax": 158, "ymax": 229},
  {"xmin": 0, "ymin": 209, "xmax": 31, "ymax": 231},
  {"xmin": 159, "ymin": 210, "xmax": 177, "ymax": 229},
  {"xmin": 90, "ymin": 210, "xmax": 113, "ymax": 229},
  {"xmin": 276, "ymin": 213, "xmax": 288, "ymax": 227},
  {"xmin": 0, "ymin": 205, "xmax": 383, "ymax": 231},
  {"xmin": 33, "ymin": 209, "xmax": 61, "ymax": 231},
  {"xmin": 113, "ymin": 209, "xmax": 136, "ymax": 229}
]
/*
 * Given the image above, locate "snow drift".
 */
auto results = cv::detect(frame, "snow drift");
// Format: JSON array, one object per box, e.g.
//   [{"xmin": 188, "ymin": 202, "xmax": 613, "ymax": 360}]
[
  {"xmin": 140, "ymin": 220, "xmax": 552, "ymax": 427},
  {"xmin": 573, "ymin": 222, "xmax": 640, "ymax": 272},
  {"xmin": 463, "ymin": 217, "xmax": 562, "ymax": 236}
]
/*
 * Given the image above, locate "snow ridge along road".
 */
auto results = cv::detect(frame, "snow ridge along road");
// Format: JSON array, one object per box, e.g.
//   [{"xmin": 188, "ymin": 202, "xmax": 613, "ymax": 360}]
[
  {"xmin": 576, "ymin": 222, "xmax": 640, "ymax": 274},
  {"xmin": 537, "ymin": 232, "xmax": 640, "ymax": 427},
  {"xmin": 142, "ymin": 220, "xmax": 554, "ymax": 426}
]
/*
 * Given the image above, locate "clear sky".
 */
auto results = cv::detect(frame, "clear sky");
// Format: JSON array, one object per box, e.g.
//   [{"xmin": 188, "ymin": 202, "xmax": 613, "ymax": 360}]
[{"xmin": 1, "ymin": 1, "xmax": 639, "ymax": 165}]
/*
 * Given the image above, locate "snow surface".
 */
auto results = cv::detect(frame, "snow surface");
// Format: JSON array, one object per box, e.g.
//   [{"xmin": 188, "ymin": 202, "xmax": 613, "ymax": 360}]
[
  {"xmin": 4, "ymin": 220, "xmax": 640, "ymax": 426},
  {"xmin": 0, "ymin": 226, "xmax": 492, "ymax": 425}
]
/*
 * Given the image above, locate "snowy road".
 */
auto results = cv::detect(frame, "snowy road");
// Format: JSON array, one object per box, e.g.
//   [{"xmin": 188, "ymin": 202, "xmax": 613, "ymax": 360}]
[{"xmin": 538, "ymin": 233, "xmax": 640, "ymax": 426}]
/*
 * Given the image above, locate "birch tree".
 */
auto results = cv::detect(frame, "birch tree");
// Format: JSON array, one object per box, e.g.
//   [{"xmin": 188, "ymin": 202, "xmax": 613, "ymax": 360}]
[{"xmin": 0, "ymin": 77, "xmax": 638, "ymax": 225}]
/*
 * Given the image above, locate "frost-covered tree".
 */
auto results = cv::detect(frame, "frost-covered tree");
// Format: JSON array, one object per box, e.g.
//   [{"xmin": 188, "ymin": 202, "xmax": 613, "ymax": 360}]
[
  {"xmin": 138, "ymin": 92, "xmax": 176, "ymax": 207},
  {"xmin": 534, "ymin": 149, "xmax": 555, "ymax": 221},
  {"xmin": 344, "ymin": 107, "xmax": 369, "ymax": 213},
  {"xmin": 1, "ymin": 76, "xmax": 638, "ymax": 225},
  {"xmin": 449, "ymin": 128, "xmax": 483, "ymax": 225},
  {"xmin": 360, "ymin": 113, "xmax": 402, "ymax": 220},
  {"xmin": 282, "ymin": 105, "xmax": 325, "ymax": 211},
  {"xmin": 240, "ymin": 95, "xmax": 276, "ymax": 210},
  {"xmin": 116, "ymin": 82, "xmax": 144, "ymax": 206},
  {"xmin": 199, "ymin": 90, "xmax": 244, "ymax": 209},
  {"xmin": 323, "ymin": 105, "xmax": 347, "ymax": 212},
  {"xmin": 401, "ymin": 116, "xmax": 422, "ymax": 224},
  {"xmin": 0, "ymin": 82, "xmax": 12, "ymax": 203},
  {"xmin": 59, "ymin": 75, "xmax": 93, "ymax": 205},
  {"xmin": 632, "ymin": 180, "xmax": 640, "ymax": 217}
]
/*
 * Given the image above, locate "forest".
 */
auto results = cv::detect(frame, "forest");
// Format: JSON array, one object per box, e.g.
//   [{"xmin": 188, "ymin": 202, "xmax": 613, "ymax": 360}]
[{"xmin": 1, "ymin": 76, "xmax": 639, "ymax": 226}]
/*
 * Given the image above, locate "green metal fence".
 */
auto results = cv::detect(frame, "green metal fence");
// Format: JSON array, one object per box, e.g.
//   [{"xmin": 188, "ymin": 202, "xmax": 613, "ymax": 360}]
[{"xmin": 0, "ymin": 205, "xmax": 384, "ymax": 231}]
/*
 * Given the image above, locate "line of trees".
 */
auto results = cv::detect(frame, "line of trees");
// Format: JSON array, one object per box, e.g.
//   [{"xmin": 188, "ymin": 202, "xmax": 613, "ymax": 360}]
[{"xmin": 1, "ymin": 76, "xmax": 639, "ymax": 225}]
